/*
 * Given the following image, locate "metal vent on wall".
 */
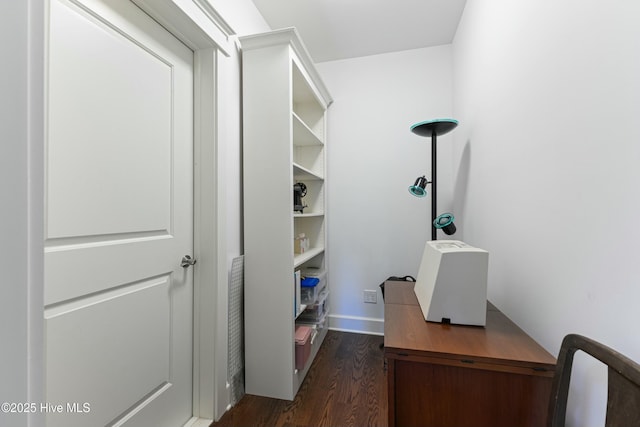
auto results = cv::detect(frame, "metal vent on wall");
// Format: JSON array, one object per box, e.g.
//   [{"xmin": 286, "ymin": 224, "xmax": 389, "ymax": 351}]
[{"xmin": 228, "ymin": 255, "xmax": 245, "ymax": 406}]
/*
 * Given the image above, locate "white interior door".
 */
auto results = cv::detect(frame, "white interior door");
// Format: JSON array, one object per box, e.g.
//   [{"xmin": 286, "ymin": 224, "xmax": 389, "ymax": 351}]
[{"xmin": 44, "ymin": 0, "xmax": 194, "ymax": 426}]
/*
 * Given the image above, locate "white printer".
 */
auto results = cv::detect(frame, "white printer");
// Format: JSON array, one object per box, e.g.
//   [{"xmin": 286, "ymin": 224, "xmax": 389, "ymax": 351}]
[{"xmin": 414, "ymin": 240, "xmax": 489, "ymax": 326}]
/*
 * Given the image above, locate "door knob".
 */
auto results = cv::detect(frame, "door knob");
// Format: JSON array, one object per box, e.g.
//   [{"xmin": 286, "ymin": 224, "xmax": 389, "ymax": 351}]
[{"xmin": 181, "ymin": 255, "xmax": 197, "ymax": 268}]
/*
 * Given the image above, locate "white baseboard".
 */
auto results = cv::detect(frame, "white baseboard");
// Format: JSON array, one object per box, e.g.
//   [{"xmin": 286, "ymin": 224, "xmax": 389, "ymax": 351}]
[
  {"xmin": 328, "ymin": 314, "xmax": 384, "ymax": 336},
  {"xmin": 183, "ymin": 417, "xmax": 213, "ymax": 427}
]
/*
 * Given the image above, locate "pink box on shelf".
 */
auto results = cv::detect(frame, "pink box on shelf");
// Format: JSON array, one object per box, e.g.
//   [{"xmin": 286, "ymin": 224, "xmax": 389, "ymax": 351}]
[{"xmin": 295, "ymin": 325, "xmax": 312, "ymax": 370}]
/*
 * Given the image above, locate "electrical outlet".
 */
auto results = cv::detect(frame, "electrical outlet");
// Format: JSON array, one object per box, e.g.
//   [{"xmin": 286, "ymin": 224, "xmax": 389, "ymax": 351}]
[{"xmin": 363, "ymin": 289, "xmax": 377, "ymax": 304}]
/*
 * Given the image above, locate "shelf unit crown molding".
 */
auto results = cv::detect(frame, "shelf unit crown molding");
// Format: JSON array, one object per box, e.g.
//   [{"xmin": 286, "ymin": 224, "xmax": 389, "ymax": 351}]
[{"xmin": 240, "ymin": 27, "xmax": 333, "ymax": 108}]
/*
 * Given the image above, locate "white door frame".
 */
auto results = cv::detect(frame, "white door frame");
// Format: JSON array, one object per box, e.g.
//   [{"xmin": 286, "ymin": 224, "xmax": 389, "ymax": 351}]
[{"xmin": 132, "ymin": 1, "xmax": 236, "ymax": 423}]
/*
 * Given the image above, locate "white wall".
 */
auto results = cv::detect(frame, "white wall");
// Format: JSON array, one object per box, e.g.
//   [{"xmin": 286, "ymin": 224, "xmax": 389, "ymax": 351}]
[
  {"xmin": 317, "ymin": 46, "xmax": 453, "ymax": 334},
  {"xmin": 200, "ymin": 0, "xmax": 270, "ymax": 418},
  {"xmin": 209, "ymin": 0, "xmax": 269, "ymax": 35},
  {"xmin": 453, "ymin": 1, "xmax": 640, "ymax": 425},
  {"xmin": 207, "ymin": 0, "xmax": 269, "ymax": 265}
]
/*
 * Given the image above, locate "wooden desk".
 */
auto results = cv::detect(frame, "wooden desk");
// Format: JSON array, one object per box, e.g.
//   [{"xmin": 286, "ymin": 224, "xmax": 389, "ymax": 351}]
[{"xmin": 384, "ymin": 281, "xmax": 556, "ymax": 427}]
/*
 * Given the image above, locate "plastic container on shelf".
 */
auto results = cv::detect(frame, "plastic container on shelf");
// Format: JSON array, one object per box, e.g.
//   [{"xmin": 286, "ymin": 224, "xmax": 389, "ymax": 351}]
[
  {"xmin": 300, "ymin": 275, "xmax": 323, "ymax": 305},
  {"xmin": 295, "ymin": 325, "xmax": 312, "ymax": 370},
  {"xmin": 302, "ymin": 267, "xmax": 326, "ymax": 280},
  {"xmin": 298, "ymin": 289, "xmax": 328, "ymax": 322},
  {"xmin": 296, "ymin": 311, "xmax": 327, "ymax": 331}
]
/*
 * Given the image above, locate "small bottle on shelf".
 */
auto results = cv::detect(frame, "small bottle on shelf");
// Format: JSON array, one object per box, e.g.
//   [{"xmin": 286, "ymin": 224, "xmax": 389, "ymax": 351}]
[{"xmin": 294, "ymin": 233, "xmax": 309, "ymax": 254}]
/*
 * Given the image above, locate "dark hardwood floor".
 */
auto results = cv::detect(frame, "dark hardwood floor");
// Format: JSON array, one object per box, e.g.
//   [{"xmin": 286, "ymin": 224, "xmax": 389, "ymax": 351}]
[{"xmin": 211, "ymin": 330, "xmax": 387, "ymax": 427}]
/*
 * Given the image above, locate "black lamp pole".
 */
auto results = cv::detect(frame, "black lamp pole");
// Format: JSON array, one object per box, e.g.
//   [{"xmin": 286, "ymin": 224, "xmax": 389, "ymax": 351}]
[
  {"xmin": 410, "ymin": 118, "xmax": 459, "ymax": 240},
  {"xmin": 431, "ymin": 131, "xmax": 437, "ymax": 240}
]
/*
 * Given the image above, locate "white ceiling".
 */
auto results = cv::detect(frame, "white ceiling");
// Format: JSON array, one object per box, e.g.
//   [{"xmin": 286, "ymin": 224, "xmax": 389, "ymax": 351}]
[{"xmin": 250, "ymin": 0, "xmax": 467, "ymax": 63}]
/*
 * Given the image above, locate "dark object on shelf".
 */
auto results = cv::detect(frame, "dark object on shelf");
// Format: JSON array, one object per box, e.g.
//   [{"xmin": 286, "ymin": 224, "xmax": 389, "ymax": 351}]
[
  {"xmin": 293, "ymin": 182, "xmax": 307, "ymax": 213},
  {"xmin": 409, "ymin": 118, "xmax": 458, "ymax": 240},
  {"xmin": 547, "ymin": 334, "xmax": 640, "ymax": 427}
]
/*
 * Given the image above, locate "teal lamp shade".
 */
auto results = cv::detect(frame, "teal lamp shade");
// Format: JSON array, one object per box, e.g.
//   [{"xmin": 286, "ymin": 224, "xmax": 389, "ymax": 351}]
[
  {"xmin": 410, "ymin": 118, "xmax": 459, "ymax": 137},
  {"xmin": 434, "ymin": 213, "xmax": 456, "ymax": 235},
  {"xmin": 409, "ymin": 175, "xmax": 429, "ymax": 197}
]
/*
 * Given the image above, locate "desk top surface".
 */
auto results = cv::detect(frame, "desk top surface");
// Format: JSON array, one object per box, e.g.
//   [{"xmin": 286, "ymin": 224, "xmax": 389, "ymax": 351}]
[{"xmin": 384, "ymin": 281, "xmax": 556, "ymax": 369}]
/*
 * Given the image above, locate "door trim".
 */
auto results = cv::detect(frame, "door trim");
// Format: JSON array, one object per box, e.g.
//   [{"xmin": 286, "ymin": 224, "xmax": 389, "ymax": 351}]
[{"xmin": 130, "ymin": 2, "xmax": 236, "ymax": 422}]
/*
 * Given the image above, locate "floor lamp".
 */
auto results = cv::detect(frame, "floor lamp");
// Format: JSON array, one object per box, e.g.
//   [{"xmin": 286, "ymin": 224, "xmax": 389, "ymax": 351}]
[{"xmin": 408, "ymin": 118, "xmax": 458, "ymax": 240}]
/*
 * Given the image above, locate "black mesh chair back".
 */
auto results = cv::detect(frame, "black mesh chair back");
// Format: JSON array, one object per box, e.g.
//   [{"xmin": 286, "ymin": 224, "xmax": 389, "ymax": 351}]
[{"xmin": 547, "ymin": 333, "xmax": 640, "ymax": 427}]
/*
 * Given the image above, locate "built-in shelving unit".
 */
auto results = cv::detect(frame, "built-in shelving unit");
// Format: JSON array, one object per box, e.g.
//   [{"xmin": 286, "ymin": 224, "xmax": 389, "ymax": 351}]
[{"xmin": 241, "ymin": 27, "xmax": 333, "ymax": 401}]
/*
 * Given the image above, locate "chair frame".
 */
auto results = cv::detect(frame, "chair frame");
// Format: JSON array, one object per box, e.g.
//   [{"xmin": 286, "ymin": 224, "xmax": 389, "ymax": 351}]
[{"xmin": 547, "ymin": 333, "xmax": 640, "ymax": 427}]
